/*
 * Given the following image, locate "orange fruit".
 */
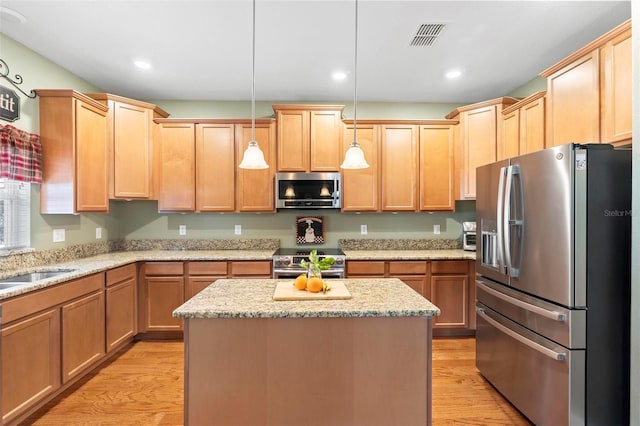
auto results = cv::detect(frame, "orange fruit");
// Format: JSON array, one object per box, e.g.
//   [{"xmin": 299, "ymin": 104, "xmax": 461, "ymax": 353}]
[
  {"xmin": 307, "ymin": 277, "xmax": 324, "ymax": 293},
  {"xmin": 293, "ymin": 274, "xmax": 307, "ymax": 290}
]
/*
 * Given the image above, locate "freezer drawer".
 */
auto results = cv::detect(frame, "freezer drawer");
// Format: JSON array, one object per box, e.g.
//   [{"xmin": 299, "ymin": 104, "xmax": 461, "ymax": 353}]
[
  {"xmin": 476, "ymin": 279, "xmax": 585, "ymax": 349},
  {"xmin": 476, "ymin": 303, "xmax": 585, "ymax": 426}
]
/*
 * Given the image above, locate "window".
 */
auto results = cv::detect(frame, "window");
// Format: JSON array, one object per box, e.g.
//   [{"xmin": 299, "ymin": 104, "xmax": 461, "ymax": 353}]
[{"xmin": 0, "ymin": 179, "xmax": 30, "ymax": 251}]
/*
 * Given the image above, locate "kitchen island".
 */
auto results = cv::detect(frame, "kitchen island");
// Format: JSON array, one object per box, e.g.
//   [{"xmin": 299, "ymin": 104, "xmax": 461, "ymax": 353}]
[{"xmin": 173, "ymin": 278, "xmax": 440, "ymax": 426}]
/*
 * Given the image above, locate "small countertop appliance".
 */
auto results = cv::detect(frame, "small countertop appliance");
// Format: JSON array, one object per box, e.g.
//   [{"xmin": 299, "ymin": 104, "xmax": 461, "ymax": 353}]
[{"xmin": 462, "ymin": 221, "xmax": 476, "ymax": 251}]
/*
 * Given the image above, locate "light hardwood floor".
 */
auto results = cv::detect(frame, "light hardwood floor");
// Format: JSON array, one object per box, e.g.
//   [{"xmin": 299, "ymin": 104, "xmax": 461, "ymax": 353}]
[{"xmin": 24, "ymin": 337, "xmax": 531, "ymax": 425}]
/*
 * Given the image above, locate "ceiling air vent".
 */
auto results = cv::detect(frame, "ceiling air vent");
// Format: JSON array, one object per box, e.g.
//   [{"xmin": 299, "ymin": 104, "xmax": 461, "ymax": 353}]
[{"xmin": 410, "ymin": 23, "xmax": 446, "ymax": 47}]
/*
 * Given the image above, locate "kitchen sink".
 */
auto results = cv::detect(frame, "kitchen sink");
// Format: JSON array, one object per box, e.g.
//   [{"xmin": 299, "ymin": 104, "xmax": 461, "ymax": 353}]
[
  {"xmin": 0, "ymin": 269, "xmax": 77, "ymax": 284},
  {"xmin": 0, "ymin": 282, "xmax": 32, "ymax": 290}
]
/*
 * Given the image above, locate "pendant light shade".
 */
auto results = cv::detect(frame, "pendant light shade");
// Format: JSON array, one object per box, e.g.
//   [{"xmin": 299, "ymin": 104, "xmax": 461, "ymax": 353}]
[
  {"xmin": 239, "ymin": 0, "xmax": 269, "ymax": 170},
  {"xmin": 340, "ymin": 0, "xmax": 369, "ymax": 170}
]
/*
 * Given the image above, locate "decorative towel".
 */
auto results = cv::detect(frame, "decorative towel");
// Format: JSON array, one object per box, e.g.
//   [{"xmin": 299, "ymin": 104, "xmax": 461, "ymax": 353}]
[{"xmin": 0, "ymin": 124, "xmax": 42, "ymax": 183}]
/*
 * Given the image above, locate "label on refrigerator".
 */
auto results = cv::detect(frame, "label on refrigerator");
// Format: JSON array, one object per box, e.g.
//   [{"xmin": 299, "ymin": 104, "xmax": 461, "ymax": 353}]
[{"xmin": 575, "ymin": 152, "xmax": 587, "ymax": 170}]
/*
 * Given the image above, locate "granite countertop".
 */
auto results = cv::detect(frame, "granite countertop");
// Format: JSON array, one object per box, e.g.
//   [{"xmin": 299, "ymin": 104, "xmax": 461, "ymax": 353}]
[
  {"xmin": 0, "ymin": 250, "xmax": 276, "ymax": 300},
  {"xmin": 173, "ymin": 278, "xmax": 440, "ymax": 319},
  {"xmin": 342, "ymin": 249, "xmax": 476, "ymax": 260}
]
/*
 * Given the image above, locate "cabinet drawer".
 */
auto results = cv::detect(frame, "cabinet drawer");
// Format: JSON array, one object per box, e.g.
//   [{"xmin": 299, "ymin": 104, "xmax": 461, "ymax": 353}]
[
  {"xmin": 230, "ymin": 261, "xmax": 271, "ymax": 277},
  {"xmin": 2, "ymin": 273, "xmax": 104, "ymax": 324},
  {"xmin": 106, "ymin": 263, "xmax": 136, "ymax": 287},
  {"xmin": 187, "ymin": 261, "xmax": 228, "ymax": 276},
  {"xmin": 388, "ymin": 261, "xmax": 427, "ymax": 275},
  {"xmin": 431, "ymin": 260, "xmax": 468, "ymax": 275},
  {"xmin": 346, "ymin": 261, "xmax": 386, "ymax": 276},
  {"xmin": 144, "ymin": 262, "xmax": 184, "ymax": 276}
]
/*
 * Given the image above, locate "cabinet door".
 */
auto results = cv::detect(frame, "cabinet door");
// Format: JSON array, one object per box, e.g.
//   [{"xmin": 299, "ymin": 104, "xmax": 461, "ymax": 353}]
[
  {"xmin": 342, "ymin": 124, "xmax": 379, "ymax": 211},
  {"xmin": 187, "ymin": 277, "xmax": 223, "ymax": 299},
  {"xmin": 519, "ymin": 97, "xmax": 545, "ymax": 155},
  {"xmin": 235, "ymin": 122, "xmax": 276, "ymax": 212},
  {"xmin": 430, "ymin": 275, "xmax": 468, "ymax": 329},
  {"xmin": 196, "ymin": 123, "xmax": 236, "ymax": 211},
  {"xmin": 144, "ymin": 276, "xmax": 184, "ymax": 331},
  {"xmin": 310, "ymin": 110, "xmax": 343, "ymax": 171},
  {"xmin": 381, "ymin": 124, "xmax": 418, "ymax": 211},
  {"xmin": 600, "ymin": 28, "xmax": 631, "ymax": 145},
  {"xmin": 545, "ymin": 51, "xmax": 599, "ymax": 147},
  {"xmin": 158, "ymin": 122, "xmax": 195, "ymax": 211},
  {"xmin": 106, "ymin": 277, "xmax": 137, "ymax": 353},
  {"xmin": 499, "ymin": 109, "xmax": 520, "ymax": 161},
  {"xmin": 462, "ymin": 106, "xmax": 497, "ymax": 199},
  {"xmin": 1, "ymin": 309, "xmax": 60, "ymax": 425},
  {"xmin": 419, "ymin": 125, "xmax": 454, "ymax": 211},
  {"xmin": 277, "ymin": 109, "xmax": 309, "ymax": 171},
  {"xmin": 75, "ymin": 99, "xmax": 109, "ymax": 212},
  {"xmin": 61, "ymin": 291, "xmax": 105, "ymax": 383},
  {"xmin": 113, "ymin": 102, "xmax": 152, "ymax": 198}
]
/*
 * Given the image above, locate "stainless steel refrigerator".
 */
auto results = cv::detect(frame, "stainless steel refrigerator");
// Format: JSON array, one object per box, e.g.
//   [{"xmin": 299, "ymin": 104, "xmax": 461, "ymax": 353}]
[{"xmin": 475, "ymin": 143, "xmax": 631, "ymax": 425}]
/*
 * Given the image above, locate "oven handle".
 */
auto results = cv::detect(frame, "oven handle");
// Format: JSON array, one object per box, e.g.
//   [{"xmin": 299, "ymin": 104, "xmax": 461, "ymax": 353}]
[
  {"xmin": 477, "ymin": 280, "xmax": 567, "ymax": 322},
  {"xmin": 477, "ymin": 307, "xmax": 566, "ymax": 361}
]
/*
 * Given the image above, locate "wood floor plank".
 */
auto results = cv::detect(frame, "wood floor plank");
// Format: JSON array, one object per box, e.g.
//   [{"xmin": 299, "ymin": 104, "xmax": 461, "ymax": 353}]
[{"xmin": 24, "ymin": 337, "xmax": 532, "ymax": 425}]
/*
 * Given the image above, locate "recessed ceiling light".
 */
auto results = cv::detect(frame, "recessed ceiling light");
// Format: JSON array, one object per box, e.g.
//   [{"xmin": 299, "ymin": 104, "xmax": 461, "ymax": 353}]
[
  {"xmin": 332, "ymin": 72, "xmax": 347, "ymax": 81},
  {"xmin": 0, "ymin": 6, "xmax": 27, "ymax": 24},
  {"xmin": 134, "ymin": 60, "xmax": 152, "ymax": 70},
  {"xmin": 445, "ymin": 69, "xmax": 462, "ymax": 79}
]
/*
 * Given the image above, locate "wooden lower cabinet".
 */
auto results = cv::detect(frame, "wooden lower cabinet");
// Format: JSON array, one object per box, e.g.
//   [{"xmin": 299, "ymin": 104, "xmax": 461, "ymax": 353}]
[
  {"xmin": 430, "ymin": 260, "xmax": 473, "ymax": 336},
  {"xmin": 141, "ymin": 262, "xmax": 185, "ymax": 332},
  {"xmin": 388, "ymin": 260, "xmax": 429, "ymax": 299},
  {"xmin": 346, "ymin": 259, "xmax": 475, "ymax": 335},
  {"xmin": 105, "ymin": 264, "xmax": 138, "ymax": 353},
  {"xmin": 61, "ymin": 291, "xmax": 105, "ymax": 383},
  {"xmin": 1, "ymin": 309, "xmax": 60, "ymax": 425},
  {"xmin": 229, "ymin": 261, "xmax": 272, "ymax": 278},
  {"xmin": 186, "ymin": 261, "xmax": 227, "ymax": 299}
]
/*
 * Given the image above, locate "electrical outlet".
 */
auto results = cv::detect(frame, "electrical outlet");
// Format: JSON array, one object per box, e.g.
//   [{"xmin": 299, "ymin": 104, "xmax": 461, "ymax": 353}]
[
  {"xmin": 433, "ymin": 224, "xmax": 441, "ymax": 235},
  {"xmin": 95, "ymin": 227, "xmax": 102, "ymax": 239},
  {"xmin": 53, "ymin": 228, "xmax": 65, "ymax": 243},
  {"xmin": 179, "ymin": 225, "xmax": 187, "ymax": 236},
  {"xmin": 360, "ymin": 224, "xmax": 368, "ymax": 235},
  {"xmin": 234, "ymin": 225, "xmax": 242, "ymax": 235}
]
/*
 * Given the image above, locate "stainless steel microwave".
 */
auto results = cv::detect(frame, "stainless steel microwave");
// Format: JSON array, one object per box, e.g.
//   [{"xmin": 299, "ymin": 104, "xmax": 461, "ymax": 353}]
[{"xmin": 275, "ymin": 172, "xmax": 341, "ymax": 209}]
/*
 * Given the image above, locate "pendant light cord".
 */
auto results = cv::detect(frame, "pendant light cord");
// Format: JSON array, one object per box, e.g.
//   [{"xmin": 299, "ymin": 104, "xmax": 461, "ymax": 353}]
[
  {"xmin": 251, "ymin": 0, "xmax": 256, "ymax": 142},
  {"xmin": 352, "ymin": 0, "xmax": 358, "ymax": 146}
]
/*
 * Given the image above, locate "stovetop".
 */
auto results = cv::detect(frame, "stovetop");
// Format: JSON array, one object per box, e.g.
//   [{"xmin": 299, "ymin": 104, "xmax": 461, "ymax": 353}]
[{"xmin": 274, "ymin": 248, "xmax": 345, "ymax": 257}]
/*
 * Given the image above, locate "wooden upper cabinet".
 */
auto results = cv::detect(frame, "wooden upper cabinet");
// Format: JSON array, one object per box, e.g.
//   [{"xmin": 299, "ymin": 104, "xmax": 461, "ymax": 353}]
[
  {"xmin": 499, "ymin": 91, "xmax": 546, "ymax": 159},
  {"xmin": 542, "ymin": 51, "xmax": 599, "ymax": 148},
  {"xmin": 86, "ymin": 93, "xmax": 170, "ymax": 200},
  {"xmin": 540, "ymin": 19, "xmax": 631, "ymax": 148},
  {"xmin": 274, "ymin": 105, "xmax": 344, "ymax": 172},
  {"xmin": 196, "ymin": 123, "xmax": 236, "ymax": 212},
  {"xmin": 235, "ymin": 120, "xmax": 277, "ymax": 212},
  {"xmin": 341, "ymin": 122, "xmax": 380, "ymax": 212},
  {"xmin": 158, "ymin": 122, "xmax": 196, "ymax": 212},
  {"xmin": 419, "ymin": 124, "xmax": 455, "ymax": 211},
  {"xmin": 600, "ymin": 23, "xmax": 631, "ymax": 145},
  {"xmin": 380, "ymin": 124, "xmax": 418, "ymax": 211},
  {"xmin": 36, "ymin": 89, "xmax": 109, "ymax": 214},
  {"xmin": 447, "ymin": 97, "xmax": 518, "ymax": 200}
]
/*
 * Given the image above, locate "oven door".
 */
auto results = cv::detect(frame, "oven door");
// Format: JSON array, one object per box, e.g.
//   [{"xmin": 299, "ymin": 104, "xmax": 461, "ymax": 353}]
[{"xmin": 273, "ymin": 269, "xmax": 344, "ymax": 279}]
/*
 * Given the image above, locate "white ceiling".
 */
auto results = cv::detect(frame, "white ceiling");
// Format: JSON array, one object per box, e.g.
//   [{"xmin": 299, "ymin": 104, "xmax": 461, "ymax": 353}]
[{"xmin": 0, "ymin": 0, "xmax": 631, "ymax": 104}]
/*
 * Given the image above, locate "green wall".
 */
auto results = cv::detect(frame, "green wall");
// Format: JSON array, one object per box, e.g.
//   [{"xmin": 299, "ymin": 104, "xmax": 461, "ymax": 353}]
[{"xmin": 117, "ymin": 200, "xmax": 476, "ymax": 249}]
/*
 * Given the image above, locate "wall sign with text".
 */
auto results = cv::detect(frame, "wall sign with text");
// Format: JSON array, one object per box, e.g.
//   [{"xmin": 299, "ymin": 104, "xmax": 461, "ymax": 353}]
[{"xmin": 0, "ymin": 85, "xmax": 20, "ymax": 122}]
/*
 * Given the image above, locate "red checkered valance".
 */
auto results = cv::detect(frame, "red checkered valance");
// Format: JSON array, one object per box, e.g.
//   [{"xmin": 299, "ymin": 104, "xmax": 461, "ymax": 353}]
[{"xmin": 0, "ymin": 124, "xmax": 42, "ymax": 184}]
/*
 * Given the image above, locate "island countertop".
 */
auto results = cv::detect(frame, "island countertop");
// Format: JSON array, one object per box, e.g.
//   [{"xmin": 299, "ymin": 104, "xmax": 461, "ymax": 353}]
[{"xmin": 173, "ymin": 278, "xmax": 440, "ymax": 319}]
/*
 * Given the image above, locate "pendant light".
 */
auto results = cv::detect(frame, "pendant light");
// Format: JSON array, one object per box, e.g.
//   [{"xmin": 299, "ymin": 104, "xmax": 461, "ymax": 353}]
[
  {"xmin": 341, "ymin": 0, "xmax": 369, "ymax": 170},
  {"xmin": 239, "ymin": 0, "xmax": 269, "ymax": 169}
]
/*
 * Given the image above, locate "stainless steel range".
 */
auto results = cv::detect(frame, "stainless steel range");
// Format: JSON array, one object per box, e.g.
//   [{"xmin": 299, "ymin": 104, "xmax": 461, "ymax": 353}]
[{"xmin": 272, "ymin": 248, "xmax": 346, "ymax": 279}]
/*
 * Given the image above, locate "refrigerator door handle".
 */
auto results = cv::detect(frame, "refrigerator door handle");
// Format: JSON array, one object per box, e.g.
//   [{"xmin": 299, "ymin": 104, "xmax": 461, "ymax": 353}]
[
  {"xmin": 477, "ymin": 307, "xmax": 567, "ymax": 361},
  {"xmin": 477, "ymin": 281, "xmax": 567, "ymax": 322},
  {"xmin": 503, "ymin": 165, "xmax": 521, "ymax": 278},
  {"xmin": 497, "ymin": 166, "xmax": 507, "ymax": 274}
]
